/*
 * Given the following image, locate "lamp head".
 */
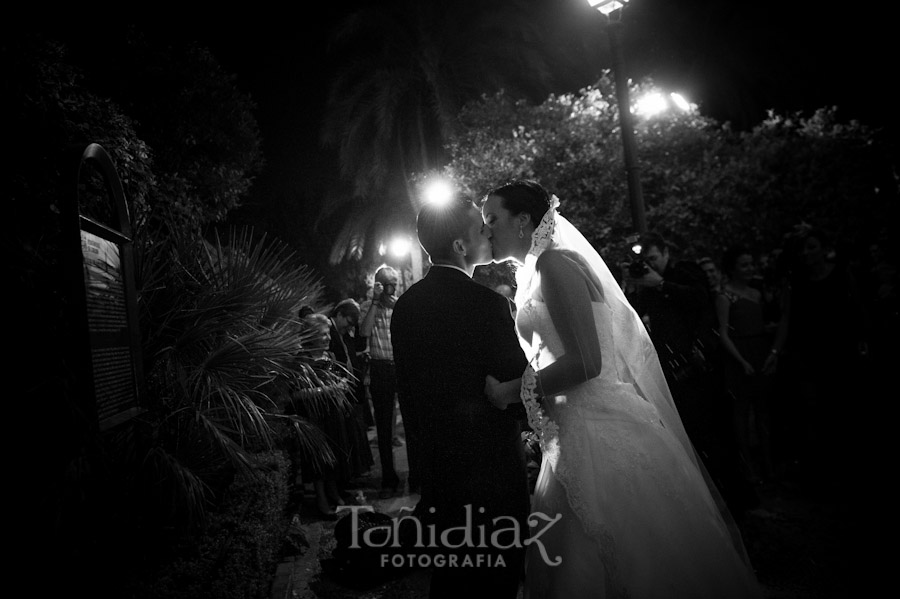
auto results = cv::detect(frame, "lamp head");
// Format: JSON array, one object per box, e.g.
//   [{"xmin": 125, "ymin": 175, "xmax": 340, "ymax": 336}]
[{"xmin": 588, "ymin": 0, "xmax": 629, "ymax": 16}]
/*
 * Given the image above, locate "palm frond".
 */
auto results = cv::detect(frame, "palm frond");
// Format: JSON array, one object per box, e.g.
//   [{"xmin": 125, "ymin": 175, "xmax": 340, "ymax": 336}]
[
  {"xmin": 194, "ymin": 410, "xmax": 259, "ymax": 478},
  {"xmin": 269, "ymin": 413, "xmax": 336, "ymax": 472},
  {"xmin": 136, "ymin": 224, "xmax": 347, "ymax": 529},
  {"xmin": 142, "ymin": 445, "xmax": 212, "ymax": 528}
]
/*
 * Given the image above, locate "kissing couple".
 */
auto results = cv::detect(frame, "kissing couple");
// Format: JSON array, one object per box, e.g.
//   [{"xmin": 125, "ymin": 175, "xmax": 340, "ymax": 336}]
[{"xmin": 390, "ymin": 179, "xmax": 763, "ymax": 599}]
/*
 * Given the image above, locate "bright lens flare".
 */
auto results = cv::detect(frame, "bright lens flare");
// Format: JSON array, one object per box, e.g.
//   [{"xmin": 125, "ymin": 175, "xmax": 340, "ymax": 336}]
[
  {"xmin": 670, "ymin": 93, "xmax": 691, "ymax": 112},
  {"xmin": 635, "ymin": 91, "xmax": 693, "ymax": 117},
  {"xmin": 635, "ymin": 92, "xmax": 668, "ymax": 117},
  {"xmin": 423, "ymin": 179, "xmax": 454, "ymax": 207},
  {"xmin": 389, "ymin": 237, "xmax": 411, "ymax": 258}
]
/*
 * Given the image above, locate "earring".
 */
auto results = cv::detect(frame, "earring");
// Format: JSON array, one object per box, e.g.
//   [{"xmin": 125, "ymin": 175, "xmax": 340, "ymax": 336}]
[{"xmin": 518, "ymin": 226, "xmax": 524, "ymax": 239}]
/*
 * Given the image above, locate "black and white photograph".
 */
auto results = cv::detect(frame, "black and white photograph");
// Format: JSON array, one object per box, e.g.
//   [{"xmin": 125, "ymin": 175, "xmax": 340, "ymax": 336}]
[{"xmin": 8, "ymin": 1, "xmax": 895, "ymax": 597}]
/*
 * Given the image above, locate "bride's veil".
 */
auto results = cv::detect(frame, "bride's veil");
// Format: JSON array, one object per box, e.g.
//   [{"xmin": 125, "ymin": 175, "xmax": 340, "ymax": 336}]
[{"xmin": 527, "ymin": 207, "xmax": 754, "ymax": 568}]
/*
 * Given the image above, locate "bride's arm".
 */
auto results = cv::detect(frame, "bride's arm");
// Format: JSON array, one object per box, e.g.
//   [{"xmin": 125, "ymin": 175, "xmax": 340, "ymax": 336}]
[
  {"xmin": 535, "ymin": 250, "xmax": 604, "ymax": 395},
  {"xmin": 483, "ymin": 250, "xmax": 604, "ymax": 409}
]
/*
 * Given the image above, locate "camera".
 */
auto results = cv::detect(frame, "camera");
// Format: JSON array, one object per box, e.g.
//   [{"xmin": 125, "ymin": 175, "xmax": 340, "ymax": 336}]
[
  {"xmin": 625, "ymin": 237, "xmax": 650, "ymax": 278},
  {"xmin": 629, "ymin": 258, "xmax": 649, "ymax": 278}
]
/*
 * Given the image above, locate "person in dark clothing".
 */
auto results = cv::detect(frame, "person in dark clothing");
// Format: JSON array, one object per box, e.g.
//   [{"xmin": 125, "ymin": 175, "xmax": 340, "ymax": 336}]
[
  {"xmin": 392, "ymin": 196, "xmax": 530, "ymax": 599},
  {"xmin": 626, "ymin": 232, "xmax": 756, "ymax": 513},
  {"xmin": 626, "ymin": 232, "xmax": 712, "ymax": 407},
  {"xmin": 715, "ymin": 247, "xmax": 776, "ymax": 485},
  {"xmin": 769, "ymin": 227, "xmax": 870, "ymax": 495},
  {"xmin": 329, "ymin": 299, "xmax": 374, "ymax": 479}
]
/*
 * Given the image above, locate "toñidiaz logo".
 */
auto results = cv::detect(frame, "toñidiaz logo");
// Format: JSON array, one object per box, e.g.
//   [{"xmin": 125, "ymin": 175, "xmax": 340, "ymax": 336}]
[{"xmin": 335, "ymin": 504, "xmax": 563, "ymax": 568}]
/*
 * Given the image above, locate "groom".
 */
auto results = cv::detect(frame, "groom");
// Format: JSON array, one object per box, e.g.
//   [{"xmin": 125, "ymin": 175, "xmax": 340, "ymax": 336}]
[{"xmin": 391, "ymin": 196, "xmax": 530, "ymax": 599}]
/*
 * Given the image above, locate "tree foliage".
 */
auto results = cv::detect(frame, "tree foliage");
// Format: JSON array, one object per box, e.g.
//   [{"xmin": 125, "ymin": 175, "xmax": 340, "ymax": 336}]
[
  {"xmin": 134, "ymin": 227, "xmax": 348, "ymax": 523},
  {"xmin": 442, "ymin": 74, "xmax": 897, "ymax": 266},
  {"xmin": 318, "ymin": 0, "xmax": 557, "ymax": 265},
  {"xmin": 68, "ymin": 28, "xmax": 265, "ymax": 237},
  {"xmin": 8, "ymin": 33, "xmax": 346, "ymax": 594}
]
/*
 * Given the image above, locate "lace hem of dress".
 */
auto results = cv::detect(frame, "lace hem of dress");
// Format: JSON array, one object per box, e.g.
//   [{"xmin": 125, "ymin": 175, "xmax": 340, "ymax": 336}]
[
  {"xmin": 551, "ymin": 401, "xmax": 626, "ymax": 595},
  {"xmin": 521, "ymin": 362, "xmax": 558, "ymax": 451}
]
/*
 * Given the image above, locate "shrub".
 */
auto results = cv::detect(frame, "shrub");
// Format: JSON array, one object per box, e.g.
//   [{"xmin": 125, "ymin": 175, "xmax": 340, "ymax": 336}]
[{"xmin": 133, "ymin": 451, "xmax": 291, "ymax": 599}]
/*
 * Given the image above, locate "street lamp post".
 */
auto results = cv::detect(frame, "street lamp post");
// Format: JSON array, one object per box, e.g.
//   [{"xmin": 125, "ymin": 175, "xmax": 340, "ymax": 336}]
[{"xmin": 588, "ymin": 0, "xmax": 647, "ymax": 235}]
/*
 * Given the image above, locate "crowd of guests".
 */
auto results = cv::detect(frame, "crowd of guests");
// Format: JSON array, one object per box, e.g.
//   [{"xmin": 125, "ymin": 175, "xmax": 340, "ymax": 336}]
[
  {"xmin": 625, "ymin": 225, "xmax": 896, "ymax": 512},
  {"xmin": 286, "ymin": 224, "xmax": 896, "ymax": 519},
  {"xmin": 284, "ymin": 266, "xmax": 417, "ymax": 517},
  {"xmin": 283, "ymin": 302, "xmax": 372, "ymax": 517}
]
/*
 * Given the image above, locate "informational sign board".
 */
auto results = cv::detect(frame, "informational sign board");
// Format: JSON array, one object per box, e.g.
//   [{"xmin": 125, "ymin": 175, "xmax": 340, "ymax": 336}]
[{"xmin": 65, "ymin": 143, "xmax": 144, "ymax": 431}]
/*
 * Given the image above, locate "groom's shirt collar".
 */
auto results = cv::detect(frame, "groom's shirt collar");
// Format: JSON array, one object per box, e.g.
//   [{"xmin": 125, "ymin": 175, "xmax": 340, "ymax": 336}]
[{"xmin": 430, "ymin": 263, "xmax": 471, "ymax": 278}]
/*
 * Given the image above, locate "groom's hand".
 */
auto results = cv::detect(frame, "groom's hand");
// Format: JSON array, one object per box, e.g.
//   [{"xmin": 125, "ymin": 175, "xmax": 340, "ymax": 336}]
[{"xmin": 484, "ymin": 375, "xmax": 507, "ymax": 410}]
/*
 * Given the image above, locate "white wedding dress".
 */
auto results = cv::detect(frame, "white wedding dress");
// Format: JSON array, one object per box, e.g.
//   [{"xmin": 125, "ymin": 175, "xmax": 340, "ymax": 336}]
[{"xmin": 518, "ymin": 296, "xmax": 762, "ymax": 599}]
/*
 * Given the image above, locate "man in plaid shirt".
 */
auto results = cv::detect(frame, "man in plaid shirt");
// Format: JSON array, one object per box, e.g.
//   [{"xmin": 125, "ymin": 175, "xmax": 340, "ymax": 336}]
[{"xmin": 360, "ymin": 266, "xmax": 420, "ymax": 498}]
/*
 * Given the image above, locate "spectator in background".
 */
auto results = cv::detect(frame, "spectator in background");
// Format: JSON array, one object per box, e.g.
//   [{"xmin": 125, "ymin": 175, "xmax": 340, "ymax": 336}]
[
  {"xmin": 626, "ymin": 233, "xmax": 715, "ymax": 434},
  {"xmin": 291, "ymin": 311, "xmax": 350, "ymax": 518},
  {"xmin": 626, "ymin": 232, "xmax": 755, "ymax": 513},
  {"xmin": 699, "ymin": 256, "xmax": 723, "ymax": 295},
  {"xmin": 715, "ymin": 247, "xmax": 775, "ymax": 485},
  {"xmin": 329, "ymin": 299, "xmax": 374, "ymax": 479},
  {"xmin": 360, "ymin": 266, "xmax": 421, "ymax": 497},
  {"xmin": 768, "ymin": 227, "xmax": 870, "ymax": 494},
  {"xmin": 697, "ymin": 255, "xmax": 725, "ymax": 370}
]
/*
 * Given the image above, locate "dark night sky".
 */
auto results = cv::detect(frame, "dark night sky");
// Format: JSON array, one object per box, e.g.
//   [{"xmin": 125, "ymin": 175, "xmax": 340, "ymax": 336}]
[
  {"xmin": 33, "ymin": 0, "xmax": 896, "ymax": 250},
  {"xmin": 195, "ymin": 0, "xmax": 896, "ymax": 205}
]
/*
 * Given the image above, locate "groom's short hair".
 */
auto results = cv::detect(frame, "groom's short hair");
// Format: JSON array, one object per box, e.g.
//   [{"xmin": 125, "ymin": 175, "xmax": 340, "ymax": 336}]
[{"xmin": 416, "ymin": 196, "xmax": 476, "ymax": 262}]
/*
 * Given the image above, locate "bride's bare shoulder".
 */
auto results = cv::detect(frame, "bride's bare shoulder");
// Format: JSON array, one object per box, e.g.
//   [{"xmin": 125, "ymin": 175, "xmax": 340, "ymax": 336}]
[
  {"xmin": 536, "ymin": 248, "xmax": 593, "ymax": 274},
  {"xmin": 535, "ymin": 247, "xmax": 580, "ymax": 265},
  {"xmin": 535, "ymin": 249, "xmax": 603, "ymax": 299}
]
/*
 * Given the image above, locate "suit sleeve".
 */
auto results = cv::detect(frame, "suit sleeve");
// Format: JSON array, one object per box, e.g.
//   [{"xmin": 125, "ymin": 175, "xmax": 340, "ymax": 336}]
[{"xmin": 484, "ymin": 292, "xmax": 529, "ymax": 420}]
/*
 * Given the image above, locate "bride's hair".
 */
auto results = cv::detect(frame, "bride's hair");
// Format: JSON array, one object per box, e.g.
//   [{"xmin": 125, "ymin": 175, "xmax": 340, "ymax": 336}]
[{"xmin": 485, "ymin": 179, "xmax": 553, "ymax": 229}]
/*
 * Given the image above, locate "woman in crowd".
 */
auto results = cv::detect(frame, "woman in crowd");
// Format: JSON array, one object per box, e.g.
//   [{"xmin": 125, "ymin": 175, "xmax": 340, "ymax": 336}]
[
  {"xmin": 292, "ymin": 311, "xmax": 352, "ymax": 518},
  {"xmin": 715, "ymin": 246, "xmax": 775, "ymax": 485}
]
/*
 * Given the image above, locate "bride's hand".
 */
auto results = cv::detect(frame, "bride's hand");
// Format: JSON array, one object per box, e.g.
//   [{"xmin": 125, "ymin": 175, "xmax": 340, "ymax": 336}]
[{"xmin": 484, "ymin": 375, "xmax": 507, "ymax": 410}]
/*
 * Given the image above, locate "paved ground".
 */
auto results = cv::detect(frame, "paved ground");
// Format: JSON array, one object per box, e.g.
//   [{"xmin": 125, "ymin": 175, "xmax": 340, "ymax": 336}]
[
  {"xmin": 272, "ymin": 411, "xmax": 859, "ymax": 599},
  {"xmin": 271, "ymin": 408, "xmax": 426, "ymax": 599}
]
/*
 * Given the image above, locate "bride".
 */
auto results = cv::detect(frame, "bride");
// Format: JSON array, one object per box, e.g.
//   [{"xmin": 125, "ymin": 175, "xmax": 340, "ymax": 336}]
[{"xmin": 481, "ymin": 180, "xmax": 762, "ymax": 599}]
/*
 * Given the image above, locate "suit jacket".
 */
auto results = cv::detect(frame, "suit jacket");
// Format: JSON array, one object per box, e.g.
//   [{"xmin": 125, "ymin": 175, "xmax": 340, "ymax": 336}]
[
  {"xmin": 391, "ymin": 266, "xmax": 530, "ymax": 528},
  {"xmin": 630, "ymin": 259, "xmax": 709, "ymax": 368}
]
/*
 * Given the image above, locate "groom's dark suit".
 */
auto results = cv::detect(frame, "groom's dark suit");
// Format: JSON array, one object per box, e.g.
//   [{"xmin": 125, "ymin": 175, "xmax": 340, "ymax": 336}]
[{"xmin": 391, "ymin": 265, "xmax": 530, "ymax": 599}]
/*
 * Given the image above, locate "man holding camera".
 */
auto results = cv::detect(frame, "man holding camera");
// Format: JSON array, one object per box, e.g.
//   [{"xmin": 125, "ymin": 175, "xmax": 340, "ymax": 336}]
[
  {"xmin": 624, "ymin": 233, "xmax": 716, "ymax": 448},
  {"xmin": 360, "ymin": 266, "xmax": 421, "ymax": 498},
  {"xmin": 625, "ymin": 232, "xmax": 756, "ymax": 513},
  {"xmin": 625, "ymin": 233, "xmax": 709, "ymax": 383}
]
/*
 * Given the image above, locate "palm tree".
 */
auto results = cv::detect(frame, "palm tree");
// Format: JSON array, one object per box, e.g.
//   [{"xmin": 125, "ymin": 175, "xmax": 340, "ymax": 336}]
[
  {"xmin": 127, "ymin": 225, "xmax": 351, "ymax": 531},
  {"xmin": 317, "ymin": 0, "xmax": 558, "ymax": 264}
]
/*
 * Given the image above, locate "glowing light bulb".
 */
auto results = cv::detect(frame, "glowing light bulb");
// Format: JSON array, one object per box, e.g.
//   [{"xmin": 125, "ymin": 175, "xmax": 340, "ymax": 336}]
[
  {"xmin": 389, "ymin": 237, "xmax": 410, "ymax": 258},
  {"xmin": 423, "ymin": 179, "xmax": 454, "ymax": 207},
  {"xmin": 635, "ymin": 92, "xmax": 667, "ymax": 117},
  {"xmin": 587, "ymin": 0, "xmax": 629, "ymax": 16},
  {"xmin": 670, "ymin": 93, "xmax": 691, "ymax": 112}
]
